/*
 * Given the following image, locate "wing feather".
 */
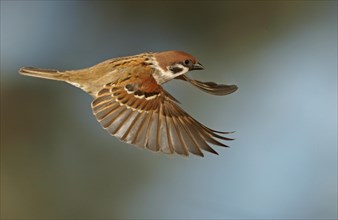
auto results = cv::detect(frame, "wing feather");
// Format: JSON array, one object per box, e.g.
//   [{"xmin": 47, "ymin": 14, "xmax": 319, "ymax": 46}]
[
  {"xmin": 175, "ymin": 116, "xmax": 204, "ymax": 156},
  {"xmin": 110, "ymin": 109, "xmax": 136, "ymax": 137},
  {"xmin": 99, "ymin": 106, "xmax": 125, "ymax": 128},
  {"xmin": 91, "ymin": 79, "xmax": 234, "ymax": 157},
  {"xmin": 132, "ymin": 110, "xmax": 152, "ymax": 148},
  {"xmin": 162, "ymin": 103, "xmax": 175, "ymax": 154},
  {"xmin": 182, "ymin": 117, "xmax": 219, "ymax": 155},
  {"xmin": 167, "ymin": 104, "xmax": 189, "ymax": 156},
  {"xmin": 94, "ymin": 102, "xmax": 120, "ymax": 120},
  {"xmin": 121, "ymin": 112, "xmax": 143, "ymax": 142},
  {"xmin": 146, "ymin": 110, "xmax": 160, "ymax": 152},
  {"xmin": 177, "ymin": 75, "xmax": 238, "ymax": 96}
]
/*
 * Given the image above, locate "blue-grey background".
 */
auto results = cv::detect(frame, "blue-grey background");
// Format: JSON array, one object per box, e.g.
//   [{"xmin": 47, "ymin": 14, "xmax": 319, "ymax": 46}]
[{"xmin": 1, "ymin": 1, "xmax": 337, "ymax": 219}]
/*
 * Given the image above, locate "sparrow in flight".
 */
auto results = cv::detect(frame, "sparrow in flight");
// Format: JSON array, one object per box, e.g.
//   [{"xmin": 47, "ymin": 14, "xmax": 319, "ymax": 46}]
[{"xmin": 19, "ymin": 50, "xmax": 238, "ymax": 157}]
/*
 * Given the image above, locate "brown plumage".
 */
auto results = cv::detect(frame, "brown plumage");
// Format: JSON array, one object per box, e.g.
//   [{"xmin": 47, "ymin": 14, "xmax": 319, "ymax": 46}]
[{"xmin": 19, "ymin": 50, "xmax": 238, "ymax": 157}]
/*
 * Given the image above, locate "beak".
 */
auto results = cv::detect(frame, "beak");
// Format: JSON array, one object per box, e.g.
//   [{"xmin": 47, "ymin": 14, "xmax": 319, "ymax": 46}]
[{"xmin": 191, "ymin": 62, "xmax": 204, "ymax": 70}]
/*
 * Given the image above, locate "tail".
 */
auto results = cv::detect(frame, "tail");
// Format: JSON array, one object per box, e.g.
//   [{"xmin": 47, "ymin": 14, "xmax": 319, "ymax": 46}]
[{"xmin": 19, "ymin": 67, "xmax": 65, "ymax": 81}]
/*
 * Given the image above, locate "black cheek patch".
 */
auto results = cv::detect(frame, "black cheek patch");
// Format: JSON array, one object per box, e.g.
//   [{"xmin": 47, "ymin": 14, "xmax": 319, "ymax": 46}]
[{"xmin": 170, "ymin": 66, "xmax": 183, "ymax": 74}]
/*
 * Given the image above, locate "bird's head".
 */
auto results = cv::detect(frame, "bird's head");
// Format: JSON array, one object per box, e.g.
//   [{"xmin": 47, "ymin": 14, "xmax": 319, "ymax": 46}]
[{"xmin": 151, "ymin": 50, "xmax": 204, "ymax": 84}]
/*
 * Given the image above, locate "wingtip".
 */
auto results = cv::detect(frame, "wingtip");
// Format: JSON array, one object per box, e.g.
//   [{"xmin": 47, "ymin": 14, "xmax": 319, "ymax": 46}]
[
  {"xmin": 19, "ymin": 67, "xmax": 41, "ymax": 74},
  {"xmin": 18, "ymin": 67, "xmax": 29, "ymax": 74}
]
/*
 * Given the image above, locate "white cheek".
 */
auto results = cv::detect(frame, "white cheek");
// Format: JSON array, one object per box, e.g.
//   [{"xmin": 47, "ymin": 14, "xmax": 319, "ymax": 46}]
[
  {"xmin": 170, "ymin": 65, "xmax": 189, "ymax": 78},
  {"xmin": 151, "ymin": 60, "xmax": 190, "ymax": 84},
  {"xmin": 154, "ymin": 65, "xmax": 189, "ymax": 84},
  {"xmin": 176, "ymin": 66, "xmax": 189, "ymax": 75}
]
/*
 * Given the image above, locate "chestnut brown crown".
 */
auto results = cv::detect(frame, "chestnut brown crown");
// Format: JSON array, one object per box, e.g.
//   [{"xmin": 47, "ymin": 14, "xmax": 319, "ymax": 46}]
[{"xmin": 152, "ymin": 50, "xmax": 204, "ymax": 84}]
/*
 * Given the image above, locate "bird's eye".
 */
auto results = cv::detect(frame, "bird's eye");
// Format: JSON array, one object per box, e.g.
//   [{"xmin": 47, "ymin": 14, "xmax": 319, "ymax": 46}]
[{"xmin": 184, "ymin": 60, "xmax": 191, "ymax": 66}]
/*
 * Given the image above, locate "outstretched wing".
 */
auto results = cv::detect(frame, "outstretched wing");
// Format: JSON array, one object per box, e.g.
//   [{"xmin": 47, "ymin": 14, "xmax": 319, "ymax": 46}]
[
  {"xmin": 177, "ymin": 75, "xmax": 238, "ymax": 96},
  {"xmin": 91, "ymin": 77, "xmax": 233, "ymax": 157}
]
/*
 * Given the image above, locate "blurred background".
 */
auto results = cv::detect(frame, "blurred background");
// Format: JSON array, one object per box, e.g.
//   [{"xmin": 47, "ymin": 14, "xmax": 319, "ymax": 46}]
[{"xmin": 1, "ymin": 1, "xmax": 337, "ymax": 219}]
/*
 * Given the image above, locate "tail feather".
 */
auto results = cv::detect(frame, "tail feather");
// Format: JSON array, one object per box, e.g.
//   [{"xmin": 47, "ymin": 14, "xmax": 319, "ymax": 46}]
[{"xmin": 19, "ymin": 67, "xmax": 65, "ymax": 81}]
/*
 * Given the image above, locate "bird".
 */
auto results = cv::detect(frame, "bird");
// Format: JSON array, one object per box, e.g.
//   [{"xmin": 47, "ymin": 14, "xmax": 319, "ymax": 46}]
[{"xmin": 19, "ymin": 50, "xmax": 238, "ymax": 157}]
